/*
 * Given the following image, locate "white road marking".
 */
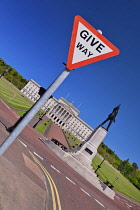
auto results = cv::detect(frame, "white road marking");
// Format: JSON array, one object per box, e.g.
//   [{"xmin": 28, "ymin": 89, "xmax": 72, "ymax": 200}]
[
  {"xmin": 33, "ymin": 152, "xmax": 43, "ymax": 160},
  {"xmin": 18, "ymin": 139, "xmax": 27, "ymax": 147},
  {"xmin": 126, "ymin": 203, "xmax": 132, "ymax": 208},
  {"xmin": 95, "ymin": 199, "xmax": 105, "ymax": 208},
  {"xmin": 66, "ymin": 176, "xmax": 76, "ymax": 185},
  {"xmin": 51, "ymin": 165, "xmax": 60, "ymax": 173},
  {"xmin": 80, "ymin": 188, "xmax": 91, "ymax": 197}
]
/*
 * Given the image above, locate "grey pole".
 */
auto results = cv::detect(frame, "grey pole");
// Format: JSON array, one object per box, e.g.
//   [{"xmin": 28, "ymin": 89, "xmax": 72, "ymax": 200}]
[{"xmin": 0, "ymin": 67, "xmax": 71, "ymax": 156}]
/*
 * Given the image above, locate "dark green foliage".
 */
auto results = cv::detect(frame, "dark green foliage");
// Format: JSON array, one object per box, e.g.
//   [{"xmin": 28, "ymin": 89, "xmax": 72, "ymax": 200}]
[
  {"xmin": 0, "ymin": 58, "xmax": 28, "ymax": 89},
  {"xmin": 132, "ymin": 162, "xmax": 139, "ymax": 170}
]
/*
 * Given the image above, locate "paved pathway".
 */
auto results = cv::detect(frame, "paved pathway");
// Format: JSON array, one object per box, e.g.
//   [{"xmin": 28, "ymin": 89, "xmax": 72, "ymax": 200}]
[{"xmin": 43, "ymin": 121, "xmax": 69, "ymax": 148}]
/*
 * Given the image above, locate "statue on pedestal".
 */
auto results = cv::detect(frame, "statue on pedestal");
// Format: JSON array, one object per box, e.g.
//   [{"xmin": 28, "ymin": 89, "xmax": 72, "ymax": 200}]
[{"xmin": 100, "ymin": 105, "xmax": 121, "ymax": 131}]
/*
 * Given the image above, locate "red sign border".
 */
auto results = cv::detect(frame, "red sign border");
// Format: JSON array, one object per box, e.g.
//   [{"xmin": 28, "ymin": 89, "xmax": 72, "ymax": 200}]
[{"xmin": 66, "ymin": 16, "xmax": 120, "ymax": 70}]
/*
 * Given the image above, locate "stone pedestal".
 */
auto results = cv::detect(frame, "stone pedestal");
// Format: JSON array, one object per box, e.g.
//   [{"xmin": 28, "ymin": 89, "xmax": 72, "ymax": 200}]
[{"xmin": 73, "ymin": 126, "xmax": 107, "ymax": 166}]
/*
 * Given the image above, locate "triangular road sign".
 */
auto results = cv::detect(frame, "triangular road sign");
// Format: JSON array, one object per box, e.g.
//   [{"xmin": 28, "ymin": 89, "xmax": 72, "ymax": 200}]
[{"xmin": 66, "ymin": 16, "xmax": 120, "ymax": 70}]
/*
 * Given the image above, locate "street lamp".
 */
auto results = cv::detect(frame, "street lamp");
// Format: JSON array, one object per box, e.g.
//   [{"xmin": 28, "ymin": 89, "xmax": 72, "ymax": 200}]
[
  {"xmin": 95, "ymin": 155, "xmax": 108, "ymax": 173},
  {"xmin": 0, "ymin": 68, "xmax": 11, "ymax": 78},
  {"xmin": 33, "ymin": 109, "xmax": 49, "ymax": 128},
  {"xmin": 113, "ymin": 177, "xmax": 119, "ymax": 185},
  {"xmin": 33, "ymin": 93, "xmax": 53, "ymax": 128}
]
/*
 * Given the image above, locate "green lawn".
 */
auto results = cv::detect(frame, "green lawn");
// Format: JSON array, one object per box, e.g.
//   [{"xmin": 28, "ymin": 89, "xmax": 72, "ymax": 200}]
[
  {"xmin": 0, "ymin": 78, "xmax": 43, "ymax": 117},
  {"xmin": 92, "ymin": 155, "xmax": 140, "ymax": 203},
  {"xmin": 0, "ymin": 78, "xmax": 33, "ymax": 112},
  {"xmin": 35, "ymin": 119, "xmax": 52, "ymax": 133},
  {"xmin": 63, "ymin": 130, "xmax": 81, "ymax": 149}
]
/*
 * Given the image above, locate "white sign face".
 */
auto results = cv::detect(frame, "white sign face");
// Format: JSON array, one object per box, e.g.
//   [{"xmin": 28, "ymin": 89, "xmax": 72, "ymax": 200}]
[
  {"xmin": 66, "ymin": 16, "xmax": 120, "ymax": 70},
  {"xmin": 72, "ymin": 22, "xmax": 113, "ymax": 64}
]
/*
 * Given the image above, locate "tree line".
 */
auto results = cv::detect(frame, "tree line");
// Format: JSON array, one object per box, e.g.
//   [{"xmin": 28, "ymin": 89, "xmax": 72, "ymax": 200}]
[
  {"xmin": 0, "ymin": 58, "xmax": 140, "ymax": 190},
  {"xmin": 98, "ymin": 142, "xmax": 140, "ymax": 190},
  {"xmin": 0, "ymin": 58, "xmax": 28, "ymax": 89}
]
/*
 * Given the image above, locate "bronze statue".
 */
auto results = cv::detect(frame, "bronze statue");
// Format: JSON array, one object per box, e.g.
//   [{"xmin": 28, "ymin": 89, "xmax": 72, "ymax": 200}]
[{"xmin": 100, "ymin": 105, "xmax": 121, "ymax": 131}]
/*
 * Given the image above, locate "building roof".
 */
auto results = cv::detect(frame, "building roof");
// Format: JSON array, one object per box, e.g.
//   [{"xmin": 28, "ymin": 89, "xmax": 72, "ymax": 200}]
[{"xmin": 59, "ymin": 97, "xmax": 80, "ymax": 115}]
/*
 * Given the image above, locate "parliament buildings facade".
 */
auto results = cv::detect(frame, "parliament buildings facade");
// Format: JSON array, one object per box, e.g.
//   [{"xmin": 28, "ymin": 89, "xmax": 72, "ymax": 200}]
[{"xmin": 21, "ymin": 79, "xmax": 93, "ymax": 141}]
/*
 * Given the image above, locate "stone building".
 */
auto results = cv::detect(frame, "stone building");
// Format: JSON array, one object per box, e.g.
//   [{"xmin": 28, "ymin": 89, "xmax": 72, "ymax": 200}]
[
  {"xmin": 21, "ymin": 79, "xmax": 93, "ymax": 141},
  {"xmin": 21, "ymin": 79, "xmax": 40, "ymax": 102}
]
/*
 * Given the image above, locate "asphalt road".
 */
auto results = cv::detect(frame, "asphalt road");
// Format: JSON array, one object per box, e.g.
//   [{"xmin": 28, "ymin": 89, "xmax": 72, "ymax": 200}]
[{"xmin": 0, "ymin": 98, "xmax": 140, "ymax": 210}]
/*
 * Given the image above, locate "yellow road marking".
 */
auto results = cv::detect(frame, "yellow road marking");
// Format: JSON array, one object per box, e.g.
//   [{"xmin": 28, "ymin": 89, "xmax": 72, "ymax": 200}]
[
  {"xmin": 22, "ymin": 153, "xmax": 43, "ymax": 180},
  {"xmin": 36, "ymin": 158, "xmax": 57, "ymax": 210},
  {"xmin": 29, "ymin": 151, "xmax": 62, "ymax": 210}
]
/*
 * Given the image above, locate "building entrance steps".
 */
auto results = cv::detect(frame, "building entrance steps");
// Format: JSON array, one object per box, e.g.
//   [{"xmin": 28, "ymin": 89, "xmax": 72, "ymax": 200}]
[{"xmin": 42, "ymin": 139, "xmax": 115, "ymax": 200}]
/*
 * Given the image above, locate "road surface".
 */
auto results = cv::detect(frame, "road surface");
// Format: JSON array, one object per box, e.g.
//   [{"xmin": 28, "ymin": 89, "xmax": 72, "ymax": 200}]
[{"xmin": 0, "ymin": 98, "xmax": 140, "ymax": 210}]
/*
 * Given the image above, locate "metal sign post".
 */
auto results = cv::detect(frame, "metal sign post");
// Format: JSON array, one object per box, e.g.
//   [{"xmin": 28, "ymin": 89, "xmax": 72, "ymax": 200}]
[{"xmin": 0, "ymin": 67, "xmax": 70, "ymax": 156}]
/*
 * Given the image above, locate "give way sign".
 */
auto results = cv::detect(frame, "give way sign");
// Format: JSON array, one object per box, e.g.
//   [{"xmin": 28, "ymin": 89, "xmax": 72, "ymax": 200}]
[{"xmin": 66, "ymin": 16, "xmax": 120, "ymax": 70}]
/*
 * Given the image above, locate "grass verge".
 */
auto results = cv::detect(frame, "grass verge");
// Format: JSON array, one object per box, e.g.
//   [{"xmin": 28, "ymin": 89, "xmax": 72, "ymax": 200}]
[
  {"xmin": 92, "ymin": 155, "xmax": 140, "ymax": 203},
  {"xmin": 35, "ymin": 119, "xmax": 52, "ymax": 133},
  {"xmin": 63, "ymin": 130, "xmax": 81, "ymax": 150},
  {"xmin": 0, "ymin": 78, "xmax": 33, "ymax": 111}
]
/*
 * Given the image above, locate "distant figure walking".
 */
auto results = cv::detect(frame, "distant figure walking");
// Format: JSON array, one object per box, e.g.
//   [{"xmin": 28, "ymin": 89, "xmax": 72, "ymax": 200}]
[{"xmin": 100, "ymin": 105, "xmax": 121, "ymax": 131}]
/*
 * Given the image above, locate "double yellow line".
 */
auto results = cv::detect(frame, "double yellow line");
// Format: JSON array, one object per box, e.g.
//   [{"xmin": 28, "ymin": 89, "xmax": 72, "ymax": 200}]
[{"xmin": 29, "ymin": 151, "xmax": 62, "ymax": 210}]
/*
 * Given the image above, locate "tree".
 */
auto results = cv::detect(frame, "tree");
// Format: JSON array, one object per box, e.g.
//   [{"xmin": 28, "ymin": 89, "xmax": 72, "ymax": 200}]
[
  {"xmin": 132, "ymin": 162, "xmax": 138, "ymax": 171},
  {"xmin": 118, "ymin": 158, "xmax": 130, "ymax": 174}
]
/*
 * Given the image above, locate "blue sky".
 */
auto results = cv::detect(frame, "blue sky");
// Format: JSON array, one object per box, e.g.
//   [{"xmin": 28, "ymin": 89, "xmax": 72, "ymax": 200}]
[{"xmin": 1, "ymin": 0, "xmax": 140, "ymax": 168}]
